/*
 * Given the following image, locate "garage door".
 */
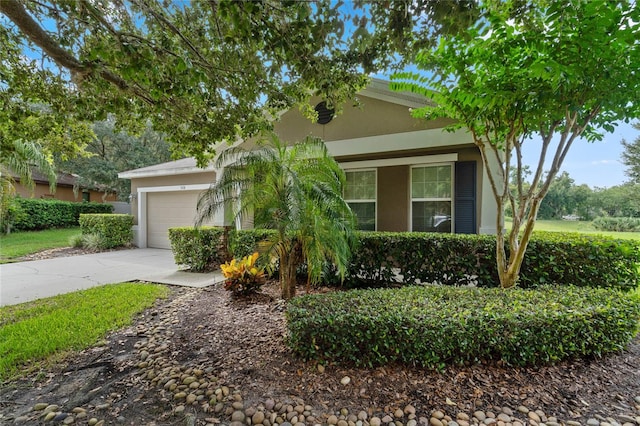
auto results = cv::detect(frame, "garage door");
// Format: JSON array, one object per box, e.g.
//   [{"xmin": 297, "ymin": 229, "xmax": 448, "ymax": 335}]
[{"xmin": 146, "ymin": 191, "xmax": 202, "ymax": 249}]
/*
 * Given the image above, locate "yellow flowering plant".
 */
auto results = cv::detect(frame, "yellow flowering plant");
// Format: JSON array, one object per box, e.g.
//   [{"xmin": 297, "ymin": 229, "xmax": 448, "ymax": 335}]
[{"xmin": 220, "ymin": 252, "xmax": 266, "ymax": 295}]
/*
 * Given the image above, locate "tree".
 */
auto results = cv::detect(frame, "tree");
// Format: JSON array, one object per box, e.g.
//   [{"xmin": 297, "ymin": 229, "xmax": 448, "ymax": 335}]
[
  {"xmin": 196, "ymin": 135, "xmax": 356, "ymax": 300},
  {"xmin": 621, "ymin": 123, "xmax": 640, "ymax": 184},
  {"xmin": 537, "ymin": 172, "xmax": 574, "ymax": 219},
  {"xmin": 59, "ymin": 117, "xmax": 171, "ymax": 201},
  {"xmin": 1, "ymin": 0, "xmax": 479, "ymax": 166},
  {"xmin": 393, "ymin": 0, "xmax": 640, "ymax": 288},
  {"xmin": 592, "ymin": 183, "xmax": 640, "ymax": 218}
]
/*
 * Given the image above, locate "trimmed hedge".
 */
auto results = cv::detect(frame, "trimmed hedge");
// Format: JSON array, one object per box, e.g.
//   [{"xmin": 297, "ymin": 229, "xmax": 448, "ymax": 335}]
[
  {"xmin": 593, "ymin": 216, "xmax": 640, "ymax": 232},
  {"xmin": 167, "ymin": 228, "xmax": 640, "ymax": 290},
  {"xmin": 286, "ymin": 285, "xmax": 640, "ymax": 368},
  {"xmin": 168, "ymin": 227, "xmax": 226, "ymax": 272},
  {"xmin": 344, "ymin": 231, "xmax": 640, "ymax": 291},
  {"xmin": 229, "ymin": 228, "xmax": 277, "ymax": 259},
  {"xmin": 79, "ymin": 214, "xmax": 133, "ymax": 249},
  {"xmin": 14, "ymin": 198, "xmax": 113, "ymax": 231}
]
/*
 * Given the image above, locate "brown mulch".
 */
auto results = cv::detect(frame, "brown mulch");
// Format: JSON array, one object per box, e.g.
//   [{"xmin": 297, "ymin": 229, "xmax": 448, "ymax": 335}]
[{"xmin": 0, "ymin": 252, "xmax": 639, "ymax": 425}]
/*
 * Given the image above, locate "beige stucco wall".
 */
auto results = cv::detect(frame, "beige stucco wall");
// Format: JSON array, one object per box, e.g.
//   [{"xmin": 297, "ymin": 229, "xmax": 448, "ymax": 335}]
[
  {"xmin": 377, "ymin": 166, "xmax": 409, "ymax": 232},
  {"xmin": 274, "ymin": 95, "xmax": 454, "ymax": 144},
  {"xmin": 128, "ymin": 171, "xmax": 216, "ymax": 226}
]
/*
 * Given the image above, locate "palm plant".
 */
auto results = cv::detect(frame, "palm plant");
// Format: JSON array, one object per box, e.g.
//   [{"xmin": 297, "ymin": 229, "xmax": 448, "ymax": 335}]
[{"xmin": 197, "ymin": 134, "xmax": 356, "ymax": 300}]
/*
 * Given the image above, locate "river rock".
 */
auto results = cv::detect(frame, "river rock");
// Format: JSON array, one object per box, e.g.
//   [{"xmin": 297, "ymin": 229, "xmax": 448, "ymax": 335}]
[
  {"xmin": 253, "ymin": 411, "xmax": 266, "ymax": 425},
  {"xmin": 231, "ymin": 411, "xmax": 245, "ymax": 422}
]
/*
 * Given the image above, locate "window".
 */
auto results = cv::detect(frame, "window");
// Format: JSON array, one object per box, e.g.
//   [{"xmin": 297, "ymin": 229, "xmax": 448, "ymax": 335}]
[
  {"xmin": 411, "ymin": 164, "xmax": 452, "ymax": 233},
  {"xmin": 344, "ymin": 169, "xmax": 376, "ymax": 231}
]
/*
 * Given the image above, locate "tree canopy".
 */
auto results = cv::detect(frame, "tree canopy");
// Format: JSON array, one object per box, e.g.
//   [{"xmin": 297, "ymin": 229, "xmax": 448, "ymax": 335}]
[
  {"xmin": 1, "ymin": 0, "xmax": 477, "ymax": 166},
  {"xmin": 621, "ymin": 123, "xmax": 640, "ymax": 184},
  {"xmin": 392, "ymin": 0, "xmax": 640, "ymax": 288},
  {"xmin": 58, "ymin": 117, "xmax": 172, "ymax": 201}
]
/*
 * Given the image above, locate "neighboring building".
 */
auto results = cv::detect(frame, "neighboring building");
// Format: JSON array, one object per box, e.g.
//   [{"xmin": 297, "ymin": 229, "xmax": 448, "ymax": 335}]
[
  {"xmin": 13, "ymin": 169, "xmax": 117, "ymax": 203},
  {"xmin": 119, "ymin": 79, "xmax": 499, "ymax": 249}
]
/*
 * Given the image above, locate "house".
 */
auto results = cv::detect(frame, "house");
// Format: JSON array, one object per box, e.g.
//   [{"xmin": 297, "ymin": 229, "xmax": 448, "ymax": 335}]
[
  {"xmin": 13, "ymin": 170, "xmax": 117, "ymax": 203},
  {"xmin": 118, "ymin": 79, "xmax": 499, "ymax": 249}
]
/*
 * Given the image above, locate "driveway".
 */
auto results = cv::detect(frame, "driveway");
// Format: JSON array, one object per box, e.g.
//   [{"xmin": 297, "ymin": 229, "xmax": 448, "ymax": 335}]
[{"xmin": 0, "ymin": 248, "xmax": 222, "ymax": 307}]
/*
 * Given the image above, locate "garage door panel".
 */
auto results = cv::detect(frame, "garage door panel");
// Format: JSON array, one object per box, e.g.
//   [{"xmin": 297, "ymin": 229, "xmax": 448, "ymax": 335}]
[{"xmin": 146, "ymin": 191, "xmax": 201, "ymax": 249}]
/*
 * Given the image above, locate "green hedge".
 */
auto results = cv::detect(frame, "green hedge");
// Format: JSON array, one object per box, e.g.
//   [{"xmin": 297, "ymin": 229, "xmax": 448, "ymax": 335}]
[
  {"xmin": 229, "ymin": 229, "xmax": 277, "ymax": 258},
  {"xmin": 165, "ymin": 228, "xmax": 640, "ymax": 290},
  {"xmin": 286, "ymin": 285, "xmax": 640, "ymax": 368},
  {"xmin": 79, "ymin": 214, "xmax": 133, "ymax": 249},
  {"xmin": 168, "ymin": 227, "xmax": 226, "ymax": 272},
  {"xmin": 14, "ymin": 198, "xmax": 113, "ymax": 231},
  {"xmin": 344, "ymin": 231, "xmax": 640, "ymax": 291},
  {"xmin": 593, "ymin": 216, "xmax": 640, "ymax": 232}
]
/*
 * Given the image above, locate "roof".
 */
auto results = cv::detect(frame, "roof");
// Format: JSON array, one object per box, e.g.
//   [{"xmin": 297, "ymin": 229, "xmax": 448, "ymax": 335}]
[
  {"xmin": 118, "ymin": 78, "xmax": 434, "ymax": 180},
  {"xmin": 363, "ymin": 78, "xmax": 435, "ymax": 109},
  {"xmin": 118, "ymin": 157, "xmax": 215, "ymax": 179},
  {"xmin": 12, "ymin": 169, "xmax": 79, "ymax": 187}
]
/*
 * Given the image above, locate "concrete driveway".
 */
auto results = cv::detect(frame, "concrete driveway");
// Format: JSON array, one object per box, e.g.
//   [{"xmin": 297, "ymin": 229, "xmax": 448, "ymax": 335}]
[{"xmin": 0, "ymin": 248, "xmax": 223, "ymax": 307}]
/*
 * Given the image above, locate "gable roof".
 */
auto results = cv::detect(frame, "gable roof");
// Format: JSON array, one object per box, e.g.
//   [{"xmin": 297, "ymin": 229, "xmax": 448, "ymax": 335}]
[
  {"xmin": 118, "ymin": 79, "xmax": 436, "ymax": 180},
  {"xmin": 118, "ymin": 157, "xmax": 215, "ymax": 179}
]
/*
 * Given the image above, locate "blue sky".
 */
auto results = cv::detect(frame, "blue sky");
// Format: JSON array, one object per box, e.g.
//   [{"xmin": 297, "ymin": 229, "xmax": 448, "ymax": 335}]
[{"xmin": 524, "ymin": 121, "xmax": 636, "ymax": 189}]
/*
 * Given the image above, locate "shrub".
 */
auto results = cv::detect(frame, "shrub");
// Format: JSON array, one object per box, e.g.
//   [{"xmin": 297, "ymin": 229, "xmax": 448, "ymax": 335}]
[
  {"xmin": 286, "ymin": 285, "xmax": 640, "ymax": 368},
  {"xmin": 79, "ymin": 214, "xmax": 133, "ymax": 249},
  {"xmin": 518, "ymin": 232, "xmax": 640, "ymax": 290},
  {"xmin": 168, "ymin": 227, "xmax": 225, "ymax": 272},
  {"xmin": 13, "ymin": 198, "xmax": 112, "ymax": 231},
  {"xmin": 69, "ymin": 234, "xmax": 84, "ymax": 248},
  {"xmin": 592, "ymin": 216, "xmax": 640, "ymax": 232},
  {"xmin": 344, "ymin": 231, "xmax": 640, "ymax": 291},
  {"xmin": 221, "ymin": 252, "xmax": 266, "ymax": 295},
  {"xmin": 0, "ymin": 197, "xmax": 26, "ymax": 234},
  {"xmin": 344, "ymin": 232, "xmax": 497, "ymax": 288},
  {"xmin": 80, "ymin": 233, "xmax": 106, "ymax": 251},
  {"xmin": 229, "ymin": 229, "xmax": 278, "ymax": 259}
]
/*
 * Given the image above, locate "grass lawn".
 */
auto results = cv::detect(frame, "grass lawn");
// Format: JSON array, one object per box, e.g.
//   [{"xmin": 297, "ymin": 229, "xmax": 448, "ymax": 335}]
[
  {"xmin": 507, "ymin": 219, "xmax": 640, "ymax": 240},
  {"xmin": 0, "ymin": 283, "xmax": 169, "ymax": 380},
  {"xmin": 0, "ymin": 227, "xmax": 81, "ymax": 263}
]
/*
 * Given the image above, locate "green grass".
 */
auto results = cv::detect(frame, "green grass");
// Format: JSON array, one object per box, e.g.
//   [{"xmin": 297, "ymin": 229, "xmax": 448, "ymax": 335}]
[
  {"xmin": 0, "ymin": 227, "xmax": 81, "ymax": 262},
  {"xmin": 0, "ymin": 283, "xmax": 169, "ymax": 380},
  {"xmin": 506, "ymin": 219, "xmax": 640, "ymax": 240}
]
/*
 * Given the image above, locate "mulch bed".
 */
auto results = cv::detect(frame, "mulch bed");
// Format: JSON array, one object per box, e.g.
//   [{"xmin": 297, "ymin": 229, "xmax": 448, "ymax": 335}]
[{"xmin": 0, "ymin": 250, "xmax": 638, "ymax": 425}]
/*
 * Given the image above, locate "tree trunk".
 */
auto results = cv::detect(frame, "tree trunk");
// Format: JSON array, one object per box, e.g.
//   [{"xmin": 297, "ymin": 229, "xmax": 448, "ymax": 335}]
[
  {"xmin": 497, "ymin": 198, "xmax": 543, "ymax": 289},
  {"xmin": 279, "ymin": 241, "xmax": 300, "ymax": 300}
]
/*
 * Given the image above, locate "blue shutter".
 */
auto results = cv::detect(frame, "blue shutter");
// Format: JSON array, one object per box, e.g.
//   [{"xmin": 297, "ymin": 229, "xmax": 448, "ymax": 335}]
[{"xmin": 455, "ymin": 161, "xmax": 477, "ymax": 234}]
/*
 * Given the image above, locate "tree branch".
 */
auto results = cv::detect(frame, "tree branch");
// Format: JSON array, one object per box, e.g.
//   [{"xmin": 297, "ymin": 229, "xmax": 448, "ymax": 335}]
[{"xmin": 0, "ymin": 0, "xmax": 156, "ymax": 105}]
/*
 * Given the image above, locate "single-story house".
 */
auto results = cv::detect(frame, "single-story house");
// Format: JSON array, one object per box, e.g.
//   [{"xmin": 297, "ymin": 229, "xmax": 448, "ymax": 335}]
[
  {"xmin": 13, "ymin": 170, "xmax": 117, "ymax": 203},
  {"xmin": 119, "ymin": 79, "xmax": 499, "ymax": 249}
]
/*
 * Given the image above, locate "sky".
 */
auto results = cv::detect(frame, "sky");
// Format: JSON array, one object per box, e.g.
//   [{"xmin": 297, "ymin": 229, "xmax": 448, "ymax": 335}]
[{"xmin": 520, "ymin": 120, "xmax": 637, "ymax": 189}]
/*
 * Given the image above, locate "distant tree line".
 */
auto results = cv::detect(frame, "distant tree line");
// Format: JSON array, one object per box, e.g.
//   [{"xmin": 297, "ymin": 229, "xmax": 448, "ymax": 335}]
[{"xmin": 508, "ymin": 123, "xmax": 640, "ymax": 220}]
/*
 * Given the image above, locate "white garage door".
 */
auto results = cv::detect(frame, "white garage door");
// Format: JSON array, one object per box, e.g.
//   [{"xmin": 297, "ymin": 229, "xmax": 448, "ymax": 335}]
[{"xmin": 146, "ymin": 191, "xmax": 201, "ymax": 249}]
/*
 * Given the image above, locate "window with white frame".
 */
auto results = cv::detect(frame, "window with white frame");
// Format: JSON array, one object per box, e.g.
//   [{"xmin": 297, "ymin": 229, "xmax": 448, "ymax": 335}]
[
  {"xmin": 411, "ymin": 164, "xmax": 452, "ymax": 233},
  {"xmin": 344, "ymin": 169, "xmax": 376, "ymax": 231}
]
